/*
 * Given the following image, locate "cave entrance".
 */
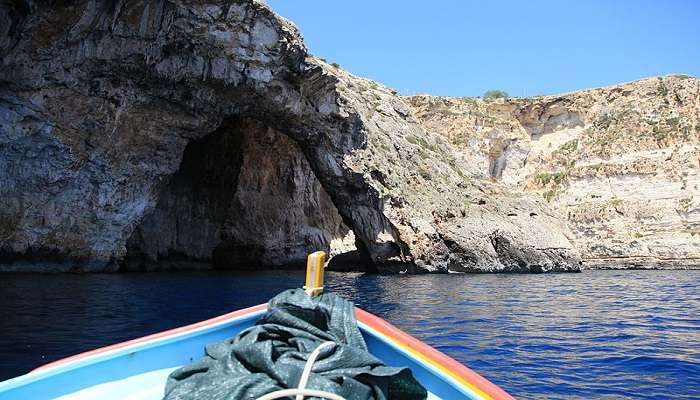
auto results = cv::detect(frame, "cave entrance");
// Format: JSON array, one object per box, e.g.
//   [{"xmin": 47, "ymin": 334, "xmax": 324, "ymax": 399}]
[{"xmin": 123, "ymin": 117, "xmax": 358, "ymax": 271}]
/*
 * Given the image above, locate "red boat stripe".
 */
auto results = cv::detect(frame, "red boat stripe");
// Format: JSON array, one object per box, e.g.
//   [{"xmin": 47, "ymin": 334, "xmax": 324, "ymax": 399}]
[
  {"xmin": 33, "ymin": 304, "xmax": 267, "ymax": 372},
  {"xmin": 355, "ymin": 308, "xmax": 514, "ymax": 400},
  {"xmin": 32, "ymin": 303, "xmax": 513, "ymax": 400}
]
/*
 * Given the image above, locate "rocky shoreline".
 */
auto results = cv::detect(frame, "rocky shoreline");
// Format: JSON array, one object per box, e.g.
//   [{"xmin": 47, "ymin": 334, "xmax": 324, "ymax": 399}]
[
  {"xmin": 0, "ymin": 1, "xmax": 695, "ymax": 273},
  {"xmin": 583, "ymin": 258, "xmax": 700, "ymax": 270},
  {"xmin": 408, "ymin": 76, "xmax": 700, "ymax": 271}
]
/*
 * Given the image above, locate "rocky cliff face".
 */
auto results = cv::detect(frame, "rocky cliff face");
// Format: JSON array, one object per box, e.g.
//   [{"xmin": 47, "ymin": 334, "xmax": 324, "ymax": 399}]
[
  {"xmin": 0, "ymin": 0, "xmax": 579, "ymax": 272},
  {"xmin": 123, "ymin": 117, "xmax": 355, "ymax": 271},
  {"xmin": 408, "ymin": 75, "xmax": 700, "ymax": 269}
]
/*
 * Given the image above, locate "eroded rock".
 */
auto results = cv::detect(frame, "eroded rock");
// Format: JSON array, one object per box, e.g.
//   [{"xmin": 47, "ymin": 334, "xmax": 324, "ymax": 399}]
[
  {"xmin": 0, "ymin": 0, "xmax": 580, "ymax": 272},
  {"xmin": 408, "ymin": 75, "xmax": 700, "ymax": 269}
]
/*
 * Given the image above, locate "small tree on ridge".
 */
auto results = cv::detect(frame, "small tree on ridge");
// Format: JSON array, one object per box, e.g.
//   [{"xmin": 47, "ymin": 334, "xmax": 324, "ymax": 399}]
[{"xmin": 483, "ymin": 90, "xmax": 509, "ymax": 100}]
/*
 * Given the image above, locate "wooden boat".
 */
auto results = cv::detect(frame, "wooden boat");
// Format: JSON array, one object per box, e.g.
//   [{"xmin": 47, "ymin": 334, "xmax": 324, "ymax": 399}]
[{"xmin": 0, "ymin": 253, "xmax": 514, "ymax": 400}]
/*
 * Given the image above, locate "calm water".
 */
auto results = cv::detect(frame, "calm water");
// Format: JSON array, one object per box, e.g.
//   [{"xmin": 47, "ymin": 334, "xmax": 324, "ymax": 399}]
[{"xmin": 1, "ymin": 270, "xmax": 699, "ymax": 399}]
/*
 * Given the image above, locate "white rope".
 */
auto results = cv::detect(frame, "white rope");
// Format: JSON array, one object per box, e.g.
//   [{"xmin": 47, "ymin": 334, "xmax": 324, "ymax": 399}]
[
  {"xmin": 256, "ymin": 341, "xmax": 346, "ymax": 400},
  {"xmin": 255, "ymin": 388, "xmax": 345, "ymax": 400},
  {"xmin": 296, "ymin": 341, "xmax": 336, "ymax": 399}
]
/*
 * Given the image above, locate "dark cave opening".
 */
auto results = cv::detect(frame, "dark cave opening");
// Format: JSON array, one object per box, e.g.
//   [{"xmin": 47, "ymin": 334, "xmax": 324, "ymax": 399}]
[{"xmin": 123, "ymin": 117, "xmax": 358, "ymax": 271}]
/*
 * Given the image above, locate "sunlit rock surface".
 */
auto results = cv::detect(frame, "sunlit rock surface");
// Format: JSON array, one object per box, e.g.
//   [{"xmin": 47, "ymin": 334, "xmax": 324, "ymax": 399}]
[
  {"xmin": 408, "ymin": 75, "xmax": 700, "ymax": 269},
  {"xmin": 0, "ymin": 0, "xmax": 579, "ymax": 272}
]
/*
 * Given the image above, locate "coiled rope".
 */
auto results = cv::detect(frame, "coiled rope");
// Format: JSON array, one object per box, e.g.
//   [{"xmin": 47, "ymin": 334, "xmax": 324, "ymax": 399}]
[{"xmin": 256, "ymin": 341, "xmax": 346, "ymax": 400}]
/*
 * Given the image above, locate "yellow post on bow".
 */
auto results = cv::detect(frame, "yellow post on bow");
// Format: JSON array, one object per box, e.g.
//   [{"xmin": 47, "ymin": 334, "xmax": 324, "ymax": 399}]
[{"xmin": 304, "ymin": 251, "xmax": 327, "ymax": 297}]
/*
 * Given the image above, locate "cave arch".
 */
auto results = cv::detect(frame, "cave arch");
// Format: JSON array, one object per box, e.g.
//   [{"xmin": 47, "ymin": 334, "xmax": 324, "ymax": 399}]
[{"xmin": 123, "ymin": 117, "xmax": 362, "ymax": 271}]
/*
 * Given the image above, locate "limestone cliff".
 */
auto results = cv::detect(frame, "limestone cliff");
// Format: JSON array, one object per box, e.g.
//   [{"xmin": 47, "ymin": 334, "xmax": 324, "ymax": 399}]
[
  {"xmin": 0, "ymin": 0, "xmax": 579, "ymax": 273},
  {"xmin": 408, "ymin": 75, "xmax": 700, "ymax": 269}
]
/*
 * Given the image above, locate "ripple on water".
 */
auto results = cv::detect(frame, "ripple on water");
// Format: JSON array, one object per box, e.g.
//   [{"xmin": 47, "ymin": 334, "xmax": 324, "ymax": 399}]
[{"xmin": 0, "ymin": 270, "xmax": 699, "ymax": 399}]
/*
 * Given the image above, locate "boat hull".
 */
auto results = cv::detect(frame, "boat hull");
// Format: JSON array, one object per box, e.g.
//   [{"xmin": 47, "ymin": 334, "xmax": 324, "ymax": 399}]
[{"xmin": 0, "ymin": 305, "xmax": 513, "ymax": 400}]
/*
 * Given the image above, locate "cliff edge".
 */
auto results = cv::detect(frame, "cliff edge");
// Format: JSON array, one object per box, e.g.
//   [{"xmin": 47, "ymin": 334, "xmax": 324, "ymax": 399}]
[
  {"xmin": 0, "ymin": 0, "xmax": 580, "ymax": 272},
  {"xmin": 408, "ymin": 75, "xmax": 700, "ymax": 269}
]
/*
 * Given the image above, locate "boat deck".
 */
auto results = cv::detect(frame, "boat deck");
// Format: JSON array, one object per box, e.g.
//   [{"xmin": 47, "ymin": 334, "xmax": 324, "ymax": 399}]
[
  {"xmin": 54, "ymin": 366, "xmax": 441, "ymax": 400},
  {"xmin": 0, "ymin": 304, "xmax": 512, "ymax": 400}
]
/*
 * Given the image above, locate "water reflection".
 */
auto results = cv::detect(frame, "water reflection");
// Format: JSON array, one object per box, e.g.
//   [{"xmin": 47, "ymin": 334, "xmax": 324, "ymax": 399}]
[{"xmin": 0, "ymin": 270, "xmax": 699, "ymax": 399}]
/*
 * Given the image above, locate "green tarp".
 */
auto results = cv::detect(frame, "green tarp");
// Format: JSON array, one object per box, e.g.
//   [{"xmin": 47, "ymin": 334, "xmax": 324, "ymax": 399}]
[{"xmin": 163, "ymin": 289, "xmax": 427, "ymax": 400}]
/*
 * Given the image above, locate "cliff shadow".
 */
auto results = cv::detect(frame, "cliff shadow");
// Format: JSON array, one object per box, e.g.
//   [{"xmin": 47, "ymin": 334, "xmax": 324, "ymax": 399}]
[{"xmin": 123, "ymin": 117, "xmax": 362, "ymax": 271}]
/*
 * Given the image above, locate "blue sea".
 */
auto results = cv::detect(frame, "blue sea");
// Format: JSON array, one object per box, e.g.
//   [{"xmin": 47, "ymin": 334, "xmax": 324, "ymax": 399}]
[{"xmin": 0, "ymin": 270, "xmax": 698, "ymax": 399}]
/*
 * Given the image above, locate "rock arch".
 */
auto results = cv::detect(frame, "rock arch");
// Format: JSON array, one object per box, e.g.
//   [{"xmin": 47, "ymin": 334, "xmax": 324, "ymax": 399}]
[
  {"xmin": 123, "ymin": 116, "xmax": 359, "ymax": 271},
  {"xmin": 0, "ymin": 0, "xmax": 580, "ymax": 273}
]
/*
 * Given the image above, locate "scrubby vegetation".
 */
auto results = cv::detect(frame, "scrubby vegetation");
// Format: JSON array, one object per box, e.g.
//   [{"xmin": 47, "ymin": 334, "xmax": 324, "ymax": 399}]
[
  {"xmin": 552, "ymin": 139, "xmax": 579, "ymax": 159},
  {"xmin": 483, "ymin": 90, "xmax": 508, "ymax": 100},
  {"xmin": 542, "ymin": 189, "xmax": 559, "ymax": 202},
  {"xmin": 657, "ymin": 79, "xmax": 669, "ymax": 96},
  {"xmin": 610, "ymin": 198, "xmax": 624, "ymax": 209},
  {"xmin": 418, "ymin": 166, "xmax": 432, "ymax": 180},
  {"xmin": 678, "ymin": 197, "xmax": 693, "ymax": 213},
  {"xmin": 559, "ymin": 139, "xmax": 579, "ymax": 154},
  {"xmin": 406, "ymin": 134, "xmax": 438, "ymax": 152},
  {"xmin": 534, "ymin": 171, "xmax": 568, "ymax": 186},
  {"xmin": 581, "ymin": 100, "xmax": 695, "ymax": 157}
]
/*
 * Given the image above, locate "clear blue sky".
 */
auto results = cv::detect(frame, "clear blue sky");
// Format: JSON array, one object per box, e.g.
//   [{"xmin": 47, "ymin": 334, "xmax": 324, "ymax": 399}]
[{"xmin": 266, "ymin": 0, "xmax": 700, "ymax": 97}]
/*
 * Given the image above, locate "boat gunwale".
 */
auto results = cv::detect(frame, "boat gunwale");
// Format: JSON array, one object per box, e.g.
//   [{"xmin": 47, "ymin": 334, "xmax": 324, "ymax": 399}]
[
  {"xmin": 356, "ymin": 308, "xmax": 514, "ymax": 400},
  {"xmin": 0, "ymin": 304, "xmax": 268, "ymax": 392},
  {"xmin": 32, "ymin": 304, "xmax": 268, "ymax": 374},
  {"xmin": 1, "ymin": 304, "xmax": 513, "ymax": 400}
]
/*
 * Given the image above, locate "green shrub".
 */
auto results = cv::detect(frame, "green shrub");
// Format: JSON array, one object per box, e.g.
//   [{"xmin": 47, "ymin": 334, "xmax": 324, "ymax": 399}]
[
  {"xmin": 651, "ymin": 124, "xmax": 667, "ymax": 140},
  {"xmin": 657, "ymin": 79, "xmax": 668, "ymax": 96},
  {"xmin": 418, "ymin": 166, "xmax": 432, "ymax": 180},
  {"xmin": 543, "ymin": 190, "xmax": 558, "ymax": 202},
  {"xmin": 534, "ymin": 171, "xmax": 568, "ymax": 186},
  {"xmin": 406, "ymin": 134, "xmax": 435, "ymax": 151},
  {"xmin": 595, "ymin": 114, "xmax": 614, "ymax": 129},
  {"xmin": 483, "ymin": 90, "xmax": 509, "ymax": 100},
  {"xmin": 670, "ymin": 74, "xmax": 693, "ymax": 79},
  {"xmin": 553, "ymin": 139, "xmax": 579, "ymax": 157}
]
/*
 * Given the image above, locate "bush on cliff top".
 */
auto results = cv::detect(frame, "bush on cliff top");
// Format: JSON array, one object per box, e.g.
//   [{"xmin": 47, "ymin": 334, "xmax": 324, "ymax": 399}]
[{"xmin": 483, "ymin": 90, "xmax": 509, "ymax": 100}]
